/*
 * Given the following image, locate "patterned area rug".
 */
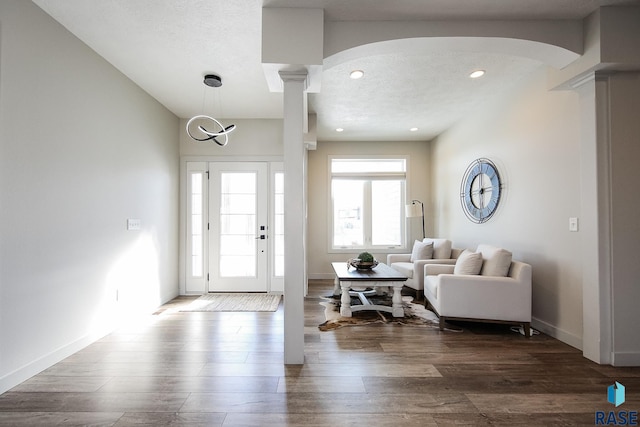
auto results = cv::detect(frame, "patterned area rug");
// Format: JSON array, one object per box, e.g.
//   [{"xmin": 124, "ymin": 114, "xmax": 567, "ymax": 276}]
[
  {"xmin": 318, "ymin": 293, "xmax": 457, "ymax": 331},
  {"xmin": 180, "ymin": 293, "xmax": 281, "ymax": 312}
]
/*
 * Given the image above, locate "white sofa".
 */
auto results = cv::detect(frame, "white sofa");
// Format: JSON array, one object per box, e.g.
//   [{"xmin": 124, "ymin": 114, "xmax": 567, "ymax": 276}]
[
  {"xmin": 387, "ymin": 238, "xmax": 462, "ymax": 301},
  {"xmin": 423, "ymin": 244, "xmax": 532, "ymax": 336}
]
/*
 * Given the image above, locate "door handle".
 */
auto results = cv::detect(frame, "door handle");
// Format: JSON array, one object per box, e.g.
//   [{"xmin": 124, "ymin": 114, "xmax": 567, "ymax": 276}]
[{"xmin": 255, "ymin": 235, "xmax": 267, "ymax": 240}]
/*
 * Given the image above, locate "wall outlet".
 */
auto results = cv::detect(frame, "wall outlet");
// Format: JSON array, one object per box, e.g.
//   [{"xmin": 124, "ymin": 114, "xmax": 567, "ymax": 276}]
[
  {"xmin": 569, "ymin": 217, "xmax": 579, "ymax": 232},
  {"xmin": 127, "ymin": 218, "xmax": 141, "ymax": 230}
]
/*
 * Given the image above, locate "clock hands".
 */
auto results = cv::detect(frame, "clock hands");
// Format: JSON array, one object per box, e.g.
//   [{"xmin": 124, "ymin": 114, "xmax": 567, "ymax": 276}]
[{"xmin": 469, "ymin": 176, "xmax": 495, "ymax": 210}]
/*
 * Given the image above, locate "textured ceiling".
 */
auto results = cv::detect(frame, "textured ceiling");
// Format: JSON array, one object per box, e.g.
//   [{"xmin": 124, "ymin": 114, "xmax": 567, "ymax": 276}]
[
  {"xmin": 32, "ymin": 0, "xmax": 640, "ymax": 142},
  {"xmin": 310, "ymin": 52, "xmax": 542, "ymax": 141}
]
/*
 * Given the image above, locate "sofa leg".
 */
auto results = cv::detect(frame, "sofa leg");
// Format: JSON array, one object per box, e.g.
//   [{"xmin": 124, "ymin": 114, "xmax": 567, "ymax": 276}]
[
  {"xmin": 523, "ymin": 322, "xmax": 531, "ymax": 338},
  {"xmin": 439, "ymin": 316, "xmax": 445, "ymax": 331}
]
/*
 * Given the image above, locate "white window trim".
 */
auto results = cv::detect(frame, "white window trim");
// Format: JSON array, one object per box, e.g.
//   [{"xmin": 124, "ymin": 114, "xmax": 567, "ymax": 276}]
[
  {"xmin": 327, "ymin": 155, "xmax": 412, "ymax": 254},
  {"xmin": 184, "ymin": 161, "xmax": 209, "ymax": 294}
]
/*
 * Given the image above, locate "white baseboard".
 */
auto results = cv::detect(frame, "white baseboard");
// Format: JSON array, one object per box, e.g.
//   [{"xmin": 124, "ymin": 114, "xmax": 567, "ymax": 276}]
[
  {"xmin": 611, "ymin": 351, "xmax": 640, "ymax": 367},
  {"xmin": 531, "ymin": 316, "xmax": 583, "ymax": 351},
  {"xmin": 0, "ymin": 330, "xmax": 110, "ymax": 395}
]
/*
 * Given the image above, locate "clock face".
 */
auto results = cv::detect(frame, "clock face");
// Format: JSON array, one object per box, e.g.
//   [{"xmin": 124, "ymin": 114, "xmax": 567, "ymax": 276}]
[{"xmin": 460, "ymin": 158, "xmax": 502, "ymax": 223}]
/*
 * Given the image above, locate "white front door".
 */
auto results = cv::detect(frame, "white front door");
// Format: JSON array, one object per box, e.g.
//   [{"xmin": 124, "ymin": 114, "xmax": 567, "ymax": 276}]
[
  {"xmin": 184, "ymin": 161, "xmax": 283, "ymax": 294},
  {"xmin": 208, "ymin": 162, "xmax": 268, "ymax": 292}
]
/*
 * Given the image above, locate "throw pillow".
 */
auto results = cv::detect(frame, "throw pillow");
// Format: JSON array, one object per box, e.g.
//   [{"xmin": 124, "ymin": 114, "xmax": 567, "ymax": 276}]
[
  {"xmin": 453, "ymin": 249, "xmax": 483, "ymax": 275},
  {"xmin": 479, "ymin": 246, "xmax": 513, "ymax": 277},
  {"xmin": 410, "ymin": 240, "xmax": 434, "ymax": 262},
  {"xmin": 424, "ymin": 238, "xmax": 452, "ymax": 260}
]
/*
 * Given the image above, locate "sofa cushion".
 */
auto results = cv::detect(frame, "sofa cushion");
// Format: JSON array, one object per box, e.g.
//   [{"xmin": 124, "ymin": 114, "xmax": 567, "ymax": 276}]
[
  {"xmin": 423, "ymin": 238, "xmax": 452, "ymax": 259},
  {"xmin": 478, "ymin": 245, "xmax": 513, "ymax": 277},
  {"xmin": 390, "ymin": 262, "xmax": 414, "ymax": 279},
  {"xmin": 410, "ymin": 240, "xmax": 434, "ymax": 262},
  {"xmin": 453, "ymin": 249, "xmax": 483, "ymax": 275}
]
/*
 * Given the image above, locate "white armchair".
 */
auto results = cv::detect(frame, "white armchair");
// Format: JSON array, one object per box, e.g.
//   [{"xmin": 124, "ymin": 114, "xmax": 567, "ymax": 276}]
[
  {"xmin": 423, "ymin": 245, "xmax": 532, "ymax": 335},
  {"xmin": 387, "ymin": 238, "xmax": 462, "ymax": 301}
]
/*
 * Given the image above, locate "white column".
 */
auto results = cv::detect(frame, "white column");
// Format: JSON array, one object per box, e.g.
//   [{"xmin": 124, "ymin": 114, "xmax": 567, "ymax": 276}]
[
  {"xmin": 280, "ymin": 70, "xmax": 307, "ymax": 364},
  {"xmin": 575, "ymin": 75, "xmax": 612, "ymax": 365}
]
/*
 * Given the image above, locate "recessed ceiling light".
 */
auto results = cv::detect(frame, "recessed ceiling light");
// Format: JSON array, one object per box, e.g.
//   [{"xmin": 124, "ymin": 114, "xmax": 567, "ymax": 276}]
[
  {"xmin": 336, "ymin": 128, "xmax": 344, "ymax": 132},
  {"xmin": 469, "ymin": 70, "xmax": 485, "ymax": 79},
  {"xmin": 410, "ymin": 127, "xmax": 418, "ymax": 132},
  {"xmin": 350, "ymin": 70, "xmax": 364, "ymax": 79}
]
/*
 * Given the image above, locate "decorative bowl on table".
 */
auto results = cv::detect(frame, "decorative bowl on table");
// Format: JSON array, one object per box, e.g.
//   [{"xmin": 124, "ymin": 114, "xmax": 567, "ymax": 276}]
[{"xmin": 348, "ymin": 258, "xmax": 379, "ymax": 270}]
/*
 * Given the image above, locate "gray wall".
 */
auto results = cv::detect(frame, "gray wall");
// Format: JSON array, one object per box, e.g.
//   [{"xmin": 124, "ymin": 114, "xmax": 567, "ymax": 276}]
[
  {"xmin": 0, "ymin": 1, "xmax": 179, "ymax": 392},
  {"xmin": 179, "ymin": 118, "xmax": 283, "ymax": 157},
  {"xmin": 431, "ymin": 67, "xmax": 584, "ymax": 346},
  {"xmin": 307, "ymin": 140, "xmax": 432, "ymax": 278},
  {"xmin": 431, "ymin": 65, "xmax": 640, "ymax": 364}
]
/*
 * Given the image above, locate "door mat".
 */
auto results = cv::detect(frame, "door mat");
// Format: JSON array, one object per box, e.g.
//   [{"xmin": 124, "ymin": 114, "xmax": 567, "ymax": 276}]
[{"xmin": 180, "ymin": 293, "xmax": 281, "ymax": 312}]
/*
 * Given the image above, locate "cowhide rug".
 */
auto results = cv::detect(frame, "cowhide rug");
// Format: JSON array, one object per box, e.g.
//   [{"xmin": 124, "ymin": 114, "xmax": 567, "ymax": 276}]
[{"xmin": 318, "ymin": 293, "xmax": 460, "ymax": 332}]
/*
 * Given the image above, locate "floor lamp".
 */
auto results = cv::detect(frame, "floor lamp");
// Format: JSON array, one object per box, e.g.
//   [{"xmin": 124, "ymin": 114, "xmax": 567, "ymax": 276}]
[{"xmin": 405, "ymin": 200, "xmax": 425, "ymax": 239}]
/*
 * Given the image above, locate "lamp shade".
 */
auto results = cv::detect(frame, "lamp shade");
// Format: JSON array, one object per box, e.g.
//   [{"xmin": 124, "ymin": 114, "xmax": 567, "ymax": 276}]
[{"xmin": 405, "ymin": 203, "xmax": 423, "ymax": 218}]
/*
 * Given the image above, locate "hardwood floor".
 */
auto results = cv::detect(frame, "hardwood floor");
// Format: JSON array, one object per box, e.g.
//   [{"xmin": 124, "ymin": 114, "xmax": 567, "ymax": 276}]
[{"xmin": 1, "ymin": 280, "xmax": 639, "ymax": 426}]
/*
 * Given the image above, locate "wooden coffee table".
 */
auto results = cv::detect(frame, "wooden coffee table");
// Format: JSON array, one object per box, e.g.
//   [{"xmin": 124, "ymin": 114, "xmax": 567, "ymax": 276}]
[{"xmin": 331, "ymin": 262, "xmax": 408, "ymax": 317}]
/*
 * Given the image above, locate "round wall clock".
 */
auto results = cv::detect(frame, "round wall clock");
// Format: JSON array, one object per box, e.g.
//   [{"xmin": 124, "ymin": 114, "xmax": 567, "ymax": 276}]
[{"xmin": 460, "ymin": 158, "xmax": 502, "ymax": 223}]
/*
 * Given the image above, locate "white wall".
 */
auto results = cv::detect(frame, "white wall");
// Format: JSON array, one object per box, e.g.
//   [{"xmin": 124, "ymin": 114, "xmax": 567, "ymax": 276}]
[
  {"xmin": 307, "ymin": 140, "xmax": 431, "ymax": 278},
  {"xmin": 431, "ymin": 68, "xmax": 585, "ymax": 347},
  {"xmin": 0, "ymin": 1, "xmax": 179, "ymax": 392},
  {"xmin": 180, "ymin": 118, "xmax": 283, "ymax": 157}
]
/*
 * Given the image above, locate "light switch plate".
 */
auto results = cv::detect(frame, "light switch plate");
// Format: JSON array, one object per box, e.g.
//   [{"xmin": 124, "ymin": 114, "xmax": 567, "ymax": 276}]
[
  {"xmin": 569, "ymin": 217, "xmax": 579, "ymax": 232},
  {"xmin": 127, "ymin": 218, "xmax": 141, "ymax": 230}
]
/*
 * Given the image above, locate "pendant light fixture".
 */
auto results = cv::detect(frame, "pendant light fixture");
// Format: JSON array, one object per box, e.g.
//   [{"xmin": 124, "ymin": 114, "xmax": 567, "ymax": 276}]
[{"xmin": 185, "ymin": 74, "xmax": 236, "ymax": 146}]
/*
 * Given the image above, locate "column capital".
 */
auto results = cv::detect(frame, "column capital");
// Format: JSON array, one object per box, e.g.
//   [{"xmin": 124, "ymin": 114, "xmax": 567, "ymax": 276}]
[{"xmin": 278, "ymin": 70, "xmax": 310, "ymax": 90}]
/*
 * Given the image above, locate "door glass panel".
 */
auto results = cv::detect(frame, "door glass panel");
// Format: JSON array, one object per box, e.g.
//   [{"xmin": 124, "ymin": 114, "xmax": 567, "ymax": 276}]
[
  {"xmin": 220, "ymin": 214, "xmax": 255, "ymax": 234},
  {"xmin": 274, "ymin": 172, "xmax": 284, "ymax": 277},
  {"xmin": 221, "ymin": 172, "xmax": 255, "ymax": 193},
  {"xmin": 220, "ymin": 195, "xmax": 256, "ymax": 214},
  {"xmin": 219, "ymin": 172, "xmax": 257, "ymax": 277},
  {"xmin": 220, "ymin": 235, "xmax": 255, "ymax": 254},
  {"xmin": 190, "ymin": 173, "xmax": 204, "ymax": 277},
  {"xmin": 191, "ymin": 235, "xmax": 202, "ymax": 276}
]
